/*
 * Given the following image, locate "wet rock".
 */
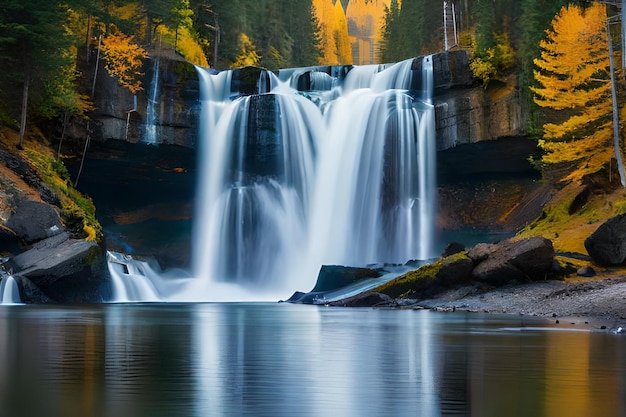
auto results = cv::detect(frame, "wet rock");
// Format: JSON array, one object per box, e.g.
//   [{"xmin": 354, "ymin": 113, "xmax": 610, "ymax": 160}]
[
  {"xmin": 310, "ymin": 265, "xmax": 382, "ymax": 293},
  {"xmin": 584, "ymin": 214, "xmax": 626, "ymax": 265},
  {"xmin": 577, "ymin": 266, "xmax": 596, "ymax": 278},
  {"xmin": 470, "ymin": 237, "xmax": 554, "ymax": 286},
  {"xmin": 327, "ymin": 292, "xmax": 393, "ymax": 307}
]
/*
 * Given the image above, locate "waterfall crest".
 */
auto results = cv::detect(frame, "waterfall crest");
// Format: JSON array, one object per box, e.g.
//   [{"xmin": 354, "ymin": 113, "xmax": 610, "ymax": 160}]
[{"xmin": 109, "ymin": 56, "xmax": 437, "ymax": 302}]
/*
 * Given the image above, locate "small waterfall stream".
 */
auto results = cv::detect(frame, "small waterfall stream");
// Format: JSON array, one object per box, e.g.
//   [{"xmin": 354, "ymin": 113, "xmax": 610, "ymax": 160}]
[
  {"xmin": 144, "ymin": 56, "xmax": 160, "ymax": 145},
  {"xmin": 0, "ymin": 276, "xmax": 21, "ymax": 304},
  {"xmin": 108, "ymin": 56, "xmax": 437, "ymax": 302}
]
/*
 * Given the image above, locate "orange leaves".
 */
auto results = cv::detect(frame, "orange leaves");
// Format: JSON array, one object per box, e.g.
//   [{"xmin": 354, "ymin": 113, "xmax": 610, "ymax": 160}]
[
  {"xmin": 101, "ymin": 31, "xmax": 148, "ymax": 94},
  {"xmin": 532, "ymin": 3, "xmax": 614, "ymax": 182}
]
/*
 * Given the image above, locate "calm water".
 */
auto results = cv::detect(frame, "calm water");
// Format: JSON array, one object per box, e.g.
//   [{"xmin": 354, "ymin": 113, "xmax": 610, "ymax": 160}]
[{"xmin": 0, "ymin": 303, "xmax": 624, "ymax": 417}]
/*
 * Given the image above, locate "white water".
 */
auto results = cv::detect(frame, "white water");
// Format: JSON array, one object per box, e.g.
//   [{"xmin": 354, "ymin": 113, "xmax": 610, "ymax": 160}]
[
  {"xmin": 0, "ymin": 276, "xmax": 21, "ymax": 304},
  {"xmin": 144, "ymin": 57, "xmax": 160, "ymax": 145},
  {"xmin": 108, "ymin": 56, "xmax": 437, "ymax": 302}
]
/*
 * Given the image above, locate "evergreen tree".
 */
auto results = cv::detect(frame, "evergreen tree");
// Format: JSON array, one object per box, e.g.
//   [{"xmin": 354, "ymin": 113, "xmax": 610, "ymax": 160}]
[
  {"xmin": 380, "ymin": 0, "xmax": 402, "ymax": 63},
  {"xmin": 531, "ymin": 3, "xmax": 614, "ymax": 183},
  {"xmin": 0, "ymin": 0, "xmax": 76, "ymax": 146}
]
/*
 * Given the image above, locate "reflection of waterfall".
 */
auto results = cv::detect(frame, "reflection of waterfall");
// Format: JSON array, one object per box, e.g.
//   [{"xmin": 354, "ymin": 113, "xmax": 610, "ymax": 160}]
[
  {"xmin": 108, "ymin": 56, "xmax": 437, "ymax": 302},
  {"xmin": 0, "ymin": 276, "xmax": 21, "ymax": 304},
  {"xmin": 144, "ymin": 56, "xmax": 160, "ymax": 145}
]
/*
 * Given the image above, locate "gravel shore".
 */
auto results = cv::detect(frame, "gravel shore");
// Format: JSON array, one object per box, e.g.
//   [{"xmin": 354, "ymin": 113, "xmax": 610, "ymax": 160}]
[{"xmin": 411, "ymin": 275, "xmax": 626, "ymax": 331}]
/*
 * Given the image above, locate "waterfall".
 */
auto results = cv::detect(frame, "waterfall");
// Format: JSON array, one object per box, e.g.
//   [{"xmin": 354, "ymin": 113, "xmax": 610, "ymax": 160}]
[
  {"xmin": 108, "ymin": 56, "xmax": 437, "ymax": 302},
  {"xmin": 144, "ymin": 56, "xmax": 160, "ymax": 145},
  {"xmin": 0, "ymin": 276, "xmax": 21, "ymax": 304}
]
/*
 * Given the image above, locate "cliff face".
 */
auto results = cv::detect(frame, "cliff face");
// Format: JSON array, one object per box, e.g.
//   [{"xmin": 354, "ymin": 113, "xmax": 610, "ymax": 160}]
[
  {"xmin": 83, "ymin": 50, "xmax": 525, "ymax": 151},
  {"xmin": 86, "ymin": 55, "xmax": 200, "ymax": 149}
]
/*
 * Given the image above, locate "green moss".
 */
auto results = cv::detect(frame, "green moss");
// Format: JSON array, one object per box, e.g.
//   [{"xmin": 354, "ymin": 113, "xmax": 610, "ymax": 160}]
[
  {"xmin": 23, "ymin": 145, "xmax": 102, "ymax": 242},
  {"xmin": 372, "ymin": 252, "xmax": 469, "ymax": 299}
]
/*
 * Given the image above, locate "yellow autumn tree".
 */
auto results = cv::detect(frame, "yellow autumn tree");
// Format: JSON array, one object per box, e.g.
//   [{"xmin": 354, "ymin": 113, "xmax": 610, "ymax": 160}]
[
  {"xmin": 101, "ymin": 31, "xmax": 149, "ymax": 94},
  {"xmin": 313, "ymin": 0, "xmax": 352, "ymax": 65},
  {"xmin": 531, "ymin": 3, "xmax": 613, "ymax": 182},
  {"xmin": 231, "ymin": 33, "xmax": 261, "ymax": 68}
]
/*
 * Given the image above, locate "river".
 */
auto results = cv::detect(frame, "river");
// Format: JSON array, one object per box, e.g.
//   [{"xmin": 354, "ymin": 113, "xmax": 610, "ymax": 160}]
[{"xmin": 0, "ymin": 303, "xmax": 624, "ymax": 417}]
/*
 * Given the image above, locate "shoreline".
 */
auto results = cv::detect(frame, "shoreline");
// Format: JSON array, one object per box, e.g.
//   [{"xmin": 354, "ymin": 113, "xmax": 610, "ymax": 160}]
[{"xmin": 404, "ymin": 275, "xmax": 626, "ymax": 332}]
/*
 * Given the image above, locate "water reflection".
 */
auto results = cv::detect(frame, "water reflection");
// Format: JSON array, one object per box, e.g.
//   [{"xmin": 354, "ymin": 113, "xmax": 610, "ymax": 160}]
[{"xmin": 0, "ymin": 304, "xmax": 624, "ymax": 417}]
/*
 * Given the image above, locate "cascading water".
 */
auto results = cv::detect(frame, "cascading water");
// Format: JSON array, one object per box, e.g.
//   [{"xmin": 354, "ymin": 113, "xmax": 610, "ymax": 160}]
[
  {"xmin": 144, "ymin": 56, "xmax": 160, "ymax": 145},
  {"xmin": 108, "ymin": 56, "xmax": 437, "ymax": 302},
  {"xmin": 0, "ymin": 276, "xmax": 21, "ymax": 304}
]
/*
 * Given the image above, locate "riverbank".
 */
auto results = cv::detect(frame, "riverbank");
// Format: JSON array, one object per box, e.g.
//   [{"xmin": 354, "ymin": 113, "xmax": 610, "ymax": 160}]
[{"xmin": 402, "ymin": 272, "xmax": 626, "ymax": 331}]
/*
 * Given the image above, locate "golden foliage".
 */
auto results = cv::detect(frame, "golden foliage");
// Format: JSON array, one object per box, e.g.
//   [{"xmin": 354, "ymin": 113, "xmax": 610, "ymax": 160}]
[
  {"xmin": 174, "ymin": 26, "xmax": 209, "ymax": 67},
  {"xmin": 470, "ymin": 32, "xmax": 517, "ymax": 86},
  {"xmin": 531, "ymin": 3, "xmax": 613, "ymax": 182},
  {"xmin": 313, "ymin": 0, "xmax": 353, "ymax": 65},
  {"xmin": 101, "ymin": 31, "xmax": 149, "ymax": 94},
  {"xmin": 231, "ymin": 33, "xmax": 261, "ymax": 68}
]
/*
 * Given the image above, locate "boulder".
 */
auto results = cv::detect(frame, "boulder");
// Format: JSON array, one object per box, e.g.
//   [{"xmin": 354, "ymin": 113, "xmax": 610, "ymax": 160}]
[
  {"xmin": 584, "ymin": 214, "xmax": 626, "ymax": 265},
  {"xmin": 470, "ymin": 237, "xmax": 554, "ymax": 286},
  {"xmin": 310, "ymin": 265, "xmax": 382, "ymax": 293},
  {"xmin": 10, "ymin": 232, "xmax": 110, "ymax": 302},
  {"xmin": 577, "ymin": 266, "xmax": 596, "ymax": 278},
  {"xmin": 441, "ymin": 241, "xmax": 465, "ymax": 257},
  {"xmin": 6, "ymin": 199, "xmax": 64, "ymax": 244}
]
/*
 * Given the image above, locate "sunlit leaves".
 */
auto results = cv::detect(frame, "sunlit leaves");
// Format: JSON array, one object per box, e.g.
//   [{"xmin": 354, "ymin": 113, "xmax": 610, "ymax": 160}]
[
  {"xmin": 101, "ymin": 31, "xmax": 148, "ymax": 94},
  {"xmin": 532, "ymin": 3, "xmax": 613, "ymax": 182},
  {"xmin": 313, "ymin": 0, "xmax": 352, "ymax": 65},
  {"xmin": 231, "ymin": 33, "xmax": 261, "ymax": 68}
]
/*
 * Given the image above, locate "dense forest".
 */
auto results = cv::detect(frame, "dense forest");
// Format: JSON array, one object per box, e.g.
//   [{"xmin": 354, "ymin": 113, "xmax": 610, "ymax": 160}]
[{"xmin": 0, "ymin": 0, "xmax": 622, "ymax": 186}]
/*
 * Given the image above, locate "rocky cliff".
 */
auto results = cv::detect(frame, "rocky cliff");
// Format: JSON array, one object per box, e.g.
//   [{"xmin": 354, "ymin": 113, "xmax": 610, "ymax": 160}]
[{"xmin": 80, "ymin": 50, "xmax": 525, "ymax": 150}]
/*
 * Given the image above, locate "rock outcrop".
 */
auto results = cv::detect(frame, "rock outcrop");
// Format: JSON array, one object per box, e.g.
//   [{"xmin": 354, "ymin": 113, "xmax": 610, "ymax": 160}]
[
  {"xmin": 584, "ymin": 214, "xmax": 626, "ymax": 265},
  {"xmin": 291, "ymin": 237, "xmax": 557, "ymax": 307},
  {"xmin": 467, "ymin": 237, "xmax": 555, "ymax": 286},
  {"xmin": 7, "ymin": 232, "xmax": 108, "ymax": 303}
]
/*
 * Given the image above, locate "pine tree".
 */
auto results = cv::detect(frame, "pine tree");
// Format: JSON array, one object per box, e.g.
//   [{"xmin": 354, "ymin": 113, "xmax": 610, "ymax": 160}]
[{"xmin": 531, "ymin": 3, "xmax": 614, "ymax": 182}]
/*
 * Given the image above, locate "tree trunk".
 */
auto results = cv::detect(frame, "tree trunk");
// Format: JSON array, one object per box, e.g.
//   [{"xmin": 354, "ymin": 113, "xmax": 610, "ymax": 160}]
[
  {"xmin": 607, "ymin": 13, "xmax": 626, "ymax": 187},
  {"xmin": 18, "ymin": 60, "xmax": 31, "ymax": 149},
  {"xmin": 146, "ymin": 14, "xmax": 152, "ymax": 45}
]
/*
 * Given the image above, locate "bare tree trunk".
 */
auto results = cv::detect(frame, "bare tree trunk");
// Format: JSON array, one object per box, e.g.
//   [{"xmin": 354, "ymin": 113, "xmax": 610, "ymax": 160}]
[
  {"xmin": 18, "ymin": 60, "xmax": 31, "ymax": 150},
  {"xmin": 607, "ymin": 14, "xmax": 626, "ymax": 187},
  {"xmin": 57, "ymin": 110, "xmax": 70, "ymax": 160},
  {"xmin": 146, "ymin": 14, "xmax": 152, "ymax": 45},
  {"xmin": 86, "ymin": 14, "xmax": 92, "ymax": 63},
  {"xmin": 75, "ymin": 121, "xmax": 91, "ymax": 188}
]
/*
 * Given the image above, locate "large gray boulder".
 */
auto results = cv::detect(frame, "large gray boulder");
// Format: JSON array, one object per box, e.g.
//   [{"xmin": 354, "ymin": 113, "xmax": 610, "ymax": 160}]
[
  {"xmin": 6, "ymin": 199, "xmax": 64, "ymax": 243},
  {"xmin": 584, "ymin": 214, "xmax": 626, "ymax": 266},
  {"xmin": 9, "ymin": 232, "xmax": 109, "ymax": 303},
  {"xmin": 468, "ymin": 237, "xmax": 554, "ymax": 286}
]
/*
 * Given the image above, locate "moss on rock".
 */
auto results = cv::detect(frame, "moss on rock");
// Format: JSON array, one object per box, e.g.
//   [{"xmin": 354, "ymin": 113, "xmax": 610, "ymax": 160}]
[{"xmin": 371, "ymin": 252, "xmax": 474, "ymax": 299}]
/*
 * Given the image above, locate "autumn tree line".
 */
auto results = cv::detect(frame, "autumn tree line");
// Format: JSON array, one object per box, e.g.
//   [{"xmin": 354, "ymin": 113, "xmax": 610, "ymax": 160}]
[{"xmin": 0, "ymin": 0, "xmax": 623, "ymax": 185}]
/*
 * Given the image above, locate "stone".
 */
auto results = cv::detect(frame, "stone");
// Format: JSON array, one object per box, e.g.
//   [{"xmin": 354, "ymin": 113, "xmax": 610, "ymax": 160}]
[
  {"xmin": 310, "ymin": 265, "xmax": 382, "ymax": 293},
  {"xmin": 584, "ymin": 214, "xmax": 626, "ymax": 265},
  {"xmin": 577, "ymin": 266, "xmax": 596, "ymax": 278},
  {"xmin": 6, "ymin": 199, "xmax": 64, "ymax": 244},
  {"xmin": 12, "ymin": 232, "xmax": 103, "ymax": 287},
  {"xmin": 441, "ymin": 241, "xmax": 465, "ymax": 257},
  {"xmin": 470, "ymin": 237, "xmax": 555, "ymax": 286}
]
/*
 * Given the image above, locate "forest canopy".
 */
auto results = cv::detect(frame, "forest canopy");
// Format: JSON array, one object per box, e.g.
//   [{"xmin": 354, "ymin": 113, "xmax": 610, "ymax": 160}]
[{"xmin": 0, "ymin": 0, "xmax": 623, "ymax": 188}]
